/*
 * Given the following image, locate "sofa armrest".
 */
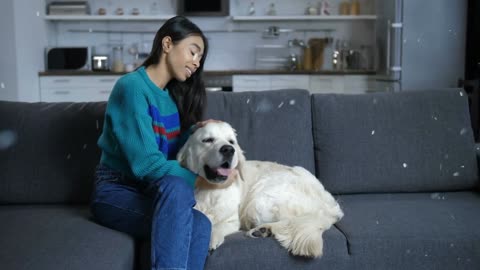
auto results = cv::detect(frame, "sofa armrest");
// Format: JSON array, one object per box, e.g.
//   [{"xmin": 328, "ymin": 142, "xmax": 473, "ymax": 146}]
[
  {"xmin": 477, "ymin": 143, "xmax": 480, "ymax": 189},
  {"xmin": 477, "ymin": 143, "xmax": 480, "ymax": 162}
]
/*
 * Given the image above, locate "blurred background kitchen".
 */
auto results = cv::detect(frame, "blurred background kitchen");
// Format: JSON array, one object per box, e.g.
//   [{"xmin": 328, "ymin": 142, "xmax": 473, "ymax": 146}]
[{"xmin": 0, "ymin": 0, "xmax": 478, "ymax": 110}]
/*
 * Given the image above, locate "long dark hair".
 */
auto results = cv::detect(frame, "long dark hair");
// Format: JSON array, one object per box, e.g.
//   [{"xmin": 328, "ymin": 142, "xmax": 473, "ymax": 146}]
[{"xmin": 142, "ymin": 16, "xmax": 208, "ymax": 132}]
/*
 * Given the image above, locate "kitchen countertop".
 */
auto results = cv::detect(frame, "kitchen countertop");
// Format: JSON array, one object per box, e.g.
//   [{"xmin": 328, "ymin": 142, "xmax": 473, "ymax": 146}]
[{"xmin": 38, "ymin": 69, "xmax": 377, "ymax": 76}]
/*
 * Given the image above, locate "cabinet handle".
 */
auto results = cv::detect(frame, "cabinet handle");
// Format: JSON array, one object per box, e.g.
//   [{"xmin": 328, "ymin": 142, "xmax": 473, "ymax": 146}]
[
  {"xmin": 99, "ymin": 90, "xmax": 111, "ymax": 94},
  {"xmin": 206, "ymin": 87, "xmax": 222, "ymax": 91},
  {"xmin": 54, "ymin": 90, "xmax": 70, "ymax": 95},
  {"xmin": 53, "ymin": 79, "xmax": 71, "ymax": 83},
  {"xmin": 99, "ymin": 79, "xmax": 116, "ymax": 82}
]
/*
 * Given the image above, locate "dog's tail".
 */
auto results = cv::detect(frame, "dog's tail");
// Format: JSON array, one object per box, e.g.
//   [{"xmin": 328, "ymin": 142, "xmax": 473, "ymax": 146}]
[{"xmin": 271, "ymin": 214, "xmax": 339, "ymax": 258}]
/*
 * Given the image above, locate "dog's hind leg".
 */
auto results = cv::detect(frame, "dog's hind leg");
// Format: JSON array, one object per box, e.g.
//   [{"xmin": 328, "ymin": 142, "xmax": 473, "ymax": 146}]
[{"xmin": 246, "ymin": 215, "xmax": 332, "ymax": 258}]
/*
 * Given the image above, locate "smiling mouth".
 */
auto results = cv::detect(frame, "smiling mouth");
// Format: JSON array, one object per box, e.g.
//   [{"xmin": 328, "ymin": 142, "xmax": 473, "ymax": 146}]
[
  {"xmin": 186, "ymin": 68, "xmax": 192, "ymax": 77},
  {"xmin": 203, "ymin": 161, "xmax": 233, "ymax": 182}
]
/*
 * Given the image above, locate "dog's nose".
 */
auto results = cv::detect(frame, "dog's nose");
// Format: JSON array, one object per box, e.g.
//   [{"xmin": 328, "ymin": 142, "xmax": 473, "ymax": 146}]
[{"xmin": 220, "ymin": 145, "xmax": 235, "ymax": 158}]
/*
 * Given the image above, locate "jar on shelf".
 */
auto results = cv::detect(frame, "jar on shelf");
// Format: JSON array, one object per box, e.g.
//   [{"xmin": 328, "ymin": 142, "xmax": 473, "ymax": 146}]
[{"xmin": 112, "ymin": 46, "xmax": 124, "ymax": 72}]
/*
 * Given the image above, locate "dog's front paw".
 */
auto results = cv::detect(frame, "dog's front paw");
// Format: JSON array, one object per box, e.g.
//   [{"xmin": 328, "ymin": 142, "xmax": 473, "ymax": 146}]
[
  {"xmin": 246, "ymin": 225, "xmax": 273, "ymax": 238},
  {"xmin": 209, "ymin": 231, "xmax": 225, "ymax": 251}
]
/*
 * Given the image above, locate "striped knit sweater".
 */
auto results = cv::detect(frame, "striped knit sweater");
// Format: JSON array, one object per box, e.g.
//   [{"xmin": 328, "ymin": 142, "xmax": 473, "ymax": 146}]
[{"xmin": 97, "ymin": 66, "xmax": 197, "ymax": 187}]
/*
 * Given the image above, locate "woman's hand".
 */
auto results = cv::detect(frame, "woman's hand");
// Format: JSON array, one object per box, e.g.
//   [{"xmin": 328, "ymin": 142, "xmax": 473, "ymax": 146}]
[{"xmin": 192, "ymin": 119, "xmax": 222, "ymax": 132}]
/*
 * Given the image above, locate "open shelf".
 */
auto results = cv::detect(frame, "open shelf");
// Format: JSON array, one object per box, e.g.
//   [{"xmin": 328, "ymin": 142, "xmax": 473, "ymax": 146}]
[
  {"xmin": 44, "ymin": 15, "xmax": 176, "ymax": 21},
  {"xmin": 45, "ymin": 14, "xmax": 377, "ymax": 22},
  {"xmin": 231, "ymin": 15, "xmax": 377, "ymax": 21}
]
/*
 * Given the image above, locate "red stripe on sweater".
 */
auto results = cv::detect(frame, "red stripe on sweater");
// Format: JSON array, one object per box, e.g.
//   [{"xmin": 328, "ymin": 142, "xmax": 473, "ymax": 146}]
[{"xmin": 153, "ymin": 125, "xmax": 180, "ymax": 140}]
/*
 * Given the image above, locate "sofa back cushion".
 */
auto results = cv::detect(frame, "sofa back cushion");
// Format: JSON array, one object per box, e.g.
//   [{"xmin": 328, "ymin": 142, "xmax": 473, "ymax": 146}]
[
  {"xmin": 205, "ymin": 89, "xmax": 315, "ymax": 173},
  {"xmin": 0, "ymin": 89, "xmax": 314, "ymax": 204},
  {"xmin": 312, "ymin": 89, "xmax": 478, "ymax": 194},
  {"xmin": 0, "ymin": 101, "xmax": 106, "ymax": 204}
]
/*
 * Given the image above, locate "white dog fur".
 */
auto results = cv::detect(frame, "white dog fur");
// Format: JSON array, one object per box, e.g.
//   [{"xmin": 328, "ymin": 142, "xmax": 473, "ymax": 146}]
[{"xmin": 177, "ymin": 122, "xmax": 344, "ymax": 258}]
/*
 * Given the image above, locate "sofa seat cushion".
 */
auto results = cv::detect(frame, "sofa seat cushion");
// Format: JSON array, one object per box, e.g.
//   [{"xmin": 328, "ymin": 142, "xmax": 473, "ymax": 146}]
[
  {"xmin": 0, "ymin": 205, "xmax": 135, "ymax": 270},
  {"xmin": 336, "ymin": 192, "xmax": 480, "ymax": 270},
  {"xmin": 138, "ymin": 227, "xmax": 349, "ymax": 270},
  {"xmin": 206, "ymin": 228, "xmax": 349, "ymax": 270}
]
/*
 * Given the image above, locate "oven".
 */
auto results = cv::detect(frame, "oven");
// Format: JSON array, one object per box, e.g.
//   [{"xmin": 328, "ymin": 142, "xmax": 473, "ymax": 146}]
[{"xmin": 204, "ymin": 74, "xmax": 232, "ymax": 92}]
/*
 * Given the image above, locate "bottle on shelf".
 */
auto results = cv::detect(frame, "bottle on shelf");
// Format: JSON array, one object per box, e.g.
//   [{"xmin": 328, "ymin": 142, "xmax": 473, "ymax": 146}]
[
  {"xmin": 303, "ymin": 46, "xmax": 312, "ymax": 71},
  {"xmin": 339, "ymin": 1, "xmax": 350, "ymax": 15},
  {"xmin": 350, "ymin": 0, "xmax": 360, "ymax": 15}
]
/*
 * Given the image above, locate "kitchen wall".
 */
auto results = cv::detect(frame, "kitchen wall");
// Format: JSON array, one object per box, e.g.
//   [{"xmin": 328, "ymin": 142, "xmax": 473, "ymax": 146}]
[
  {"xmin": 0, "ymin": 0, "xmax": 47, "ymax": 102},
  {"xmin": 0, "ymin": 0, "xmax": 469, "ymax": 101},
  {"xmin": 0, "ymin": 0, "xmax": 19, "ymax": 101},
  {"xmin": 401, "ymin": 0, "xmax": 467, "ymax": 90},
  {"xmin": 46, "ymin": 0, "xmax": 376, "ymax": 70}
]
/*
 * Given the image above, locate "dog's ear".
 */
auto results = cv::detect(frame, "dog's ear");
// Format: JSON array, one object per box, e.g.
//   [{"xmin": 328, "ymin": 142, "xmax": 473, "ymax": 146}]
[
  {"xmin": 236, "ymin": 145, "xmax": 247, "ymax": 181},
  {"xmin": 177, "ymin": 141, "xmax": 200, "ymax": 174},
  {"xmin": 177, "ymin": 140, "xmax": 192, "ymax": 168}
]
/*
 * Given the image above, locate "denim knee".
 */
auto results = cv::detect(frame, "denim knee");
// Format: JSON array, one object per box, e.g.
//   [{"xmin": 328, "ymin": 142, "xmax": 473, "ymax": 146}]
[
  {"xmin": 193, "ymin": 209, "xmax": 212, "ymax": 235},
  {"xmin": 152, "ymin": 175, "xmax": 196, "ymax": 208}
]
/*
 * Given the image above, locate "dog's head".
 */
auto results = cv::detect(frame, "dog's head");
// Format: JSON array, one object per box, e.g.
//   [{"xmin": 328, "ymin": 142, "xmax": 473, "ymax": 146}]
[{"xmin": 177, "ymin": 122, "xmax": 246, "ymax": 185}]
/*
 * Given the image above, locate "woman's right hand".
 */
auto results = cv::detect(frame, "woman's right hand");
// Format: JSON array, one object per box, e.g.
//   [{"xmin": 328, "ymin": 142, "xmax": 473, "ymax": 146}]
[{"xmin": 192, "ymin": 119, "xmax": 222, "ymax": 132}]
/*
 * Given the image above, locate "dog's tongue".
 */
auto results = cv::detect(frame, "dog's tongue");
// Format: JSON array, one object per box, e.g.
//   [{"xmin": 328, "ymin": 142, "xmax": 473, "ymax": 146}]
[{"xmin": 216, "ymin": 168, "xmax": 232, "ymax": 176}]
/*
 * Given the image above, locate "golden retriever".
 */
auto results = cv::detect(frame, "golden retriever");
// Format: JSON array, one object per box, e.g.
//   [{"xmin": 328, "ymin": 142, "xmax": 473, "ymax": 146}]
[{"xmin": 177, "ymin": 122, "xmax": 343, "ymax": 258}]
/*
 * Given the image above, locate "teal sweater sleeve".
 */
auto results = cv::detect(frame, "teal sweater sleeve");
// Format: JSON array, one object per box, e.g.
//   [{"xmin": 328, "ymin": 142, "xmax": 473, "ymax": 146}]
[{"xmin": 99, "ymin": 78, "xmax": 197, "ymax": 187}]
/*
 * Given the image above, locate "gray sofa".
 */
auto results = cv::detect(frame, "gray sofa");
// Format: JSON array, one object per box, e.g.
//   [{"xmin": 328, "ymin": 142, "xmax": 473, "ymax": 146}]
[{"xmin": 0, "ymin": 88, "xmax": 479, "ymax": 270}]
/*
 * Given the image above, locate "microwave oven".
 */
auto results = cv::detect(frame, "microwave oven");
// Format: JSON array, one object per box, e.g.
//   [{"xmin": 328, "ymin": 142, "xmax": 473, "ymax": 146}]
[
  {"xmin": 177, "ymin": 0, "xmax": 229, "ymax": 16},
  {"xmin": 45, "ymin": 47, "xmax": 89, "ymax": 70}
]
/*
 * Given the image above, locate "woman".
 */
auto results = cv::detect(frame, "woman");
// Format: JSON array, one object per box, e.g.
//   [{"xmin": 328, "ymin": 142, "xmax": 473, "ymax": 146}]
[{"xmin": 91, "ymin": 16, "xmax": 213, "ymax": 270}]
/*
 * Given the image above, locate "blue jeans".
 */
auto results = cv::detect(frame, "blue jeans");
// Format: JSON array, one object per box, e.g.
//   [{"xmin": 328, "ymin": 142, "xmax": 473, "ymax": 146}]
[{"xmin": 90, "ymin": 165, "xmax": 211, "ymax": 270}]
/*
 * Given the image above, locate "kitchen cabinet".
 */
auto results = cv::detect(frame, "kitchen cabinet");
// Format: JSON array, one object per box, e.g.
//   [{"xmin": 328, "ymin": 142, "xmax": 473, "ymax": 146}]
[
  {"xmin": 270, "ymin": 75, "xmax": 310, "ymax": 90},
  {"xmin": 39, "ymin": 76, "xmax": 120, "ymax": 102},
  {"xmin": 309, "ymin": 75, "xmax": 344, "ymax": 94},
  {"xmin": 39, "ymin": 74, "xmax": 377, "ymax": 102},
  {"xmin": 234, "ymin": 75, "xmax": 374, "ymax": 94},
  {"xmin": 343, "ymin": 75, "xmax": 375, "ymax": 94},
  {"xmin": 232, "ymin": 75, "xmax": 271, "ymax": 92},
  {"xmin": 233, "ymin": 75, "xmax": 310, "ymax": 92}
]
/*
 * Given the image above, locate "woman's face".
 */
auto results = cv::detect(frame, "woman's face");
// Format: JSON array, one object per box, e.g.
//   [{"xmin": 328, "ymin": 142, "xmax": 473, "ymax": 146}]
[{"xmin": 164, "ymin": 35, "xmax": 205, "ymax": 82}]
